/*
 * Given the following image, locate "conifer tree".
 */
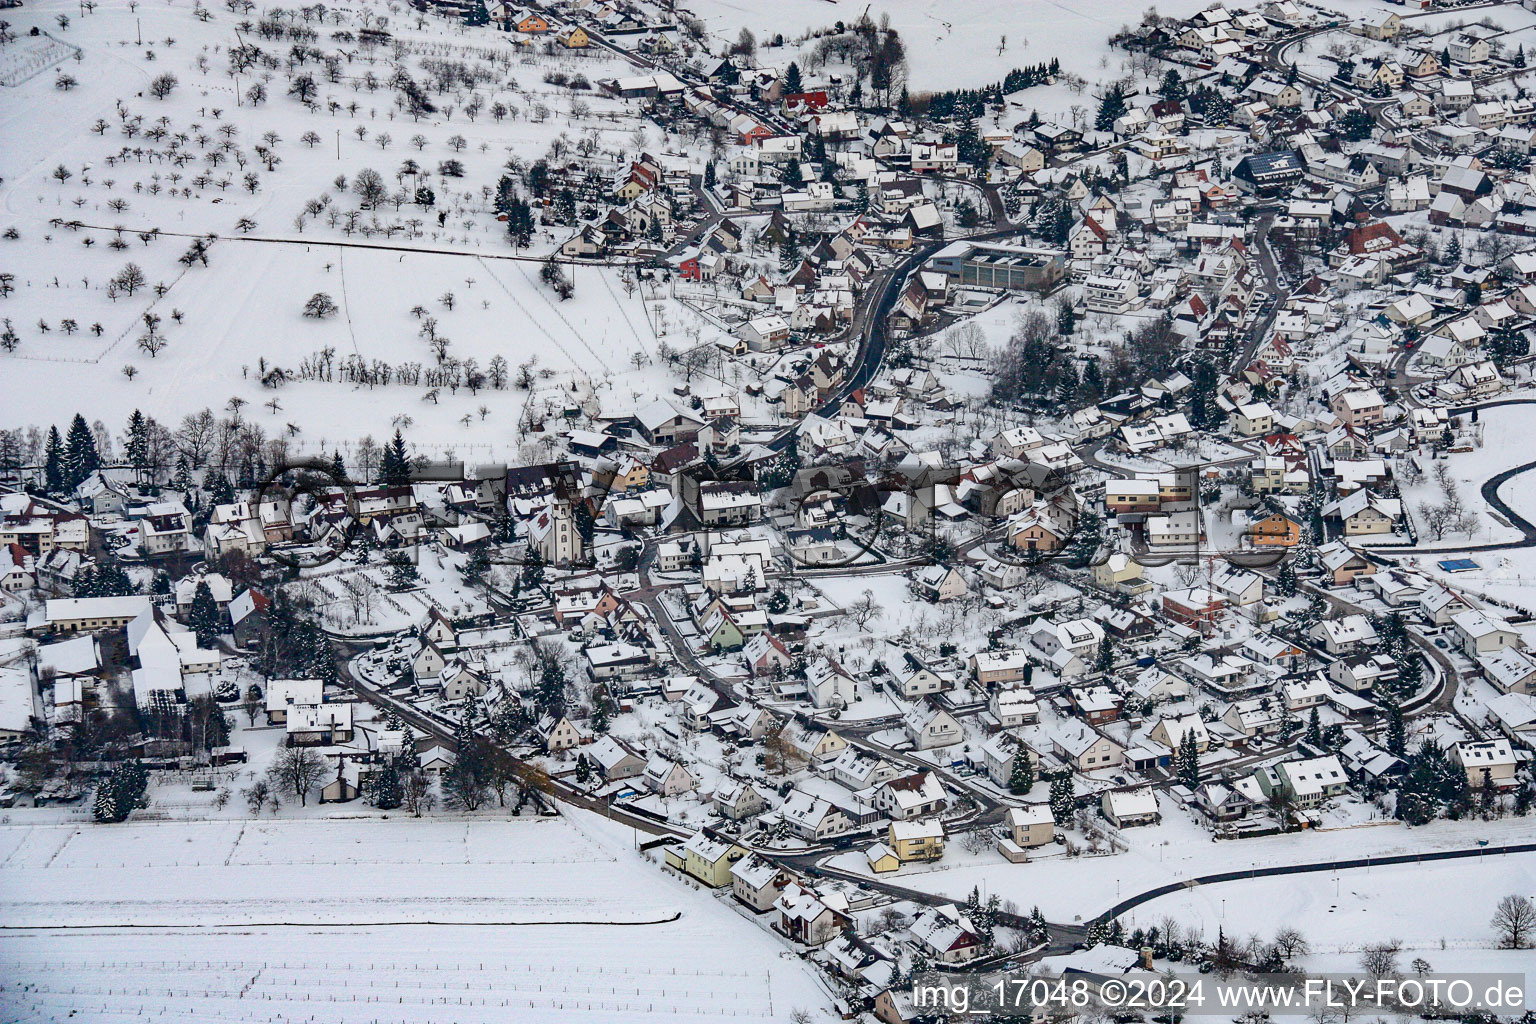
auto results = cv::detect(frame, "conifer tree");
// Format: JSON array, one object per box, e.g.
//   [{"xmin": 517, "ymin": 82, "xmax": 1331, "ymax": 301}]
[
  {"xmin": 63, "ymin": 413, "xmax": 99, "ymax": 490},
  {"xmin": 783, "ymin": 61, "xmax": 803, "ymax": 94},
  {"xmin": 370, "ymin": 762, "xmax": 403, "ymax": 809},
  {"xmin": 1049, "ymin": 773, "xmax": 1075, "ymax": 824},
  {"xmin": 42, "ymin": 426, "xmax": 64, "ymax": 493},
  {"xmin": 379, "ymin": 429, "xmax": 412, "ymax": 485},
  {"xmin": 190, "ymin": 581, "xmax": 222, "ymax": 647},
  {"xmin": 1008, "ymin": 753, "xmax": 1035, "ymax": 795},
  {"xmin": 125, "ymin": 410, "xmax": 152, "ymax": 482},
  {"xmin": 1385, "ymin": 699, "xmax": 1406, "ymax": 757},
  {"xmin": 1177, "ymin": 731, "xmax": 1201, "ymax": 788}
]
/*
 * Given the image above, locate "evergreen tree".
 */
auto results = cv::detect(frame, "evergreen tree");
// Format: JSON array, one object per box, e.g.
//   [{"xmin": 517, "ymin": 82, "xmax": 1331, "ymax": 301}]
[
  {"xmin": 42, "ymin": 425, "xmax": 64, "ymax": 494},
  {"xmin": 330, "ymin": 450, "xmax": 348, "ymax": 483},
  {"xmin": 1517, "ymin": 44, "xmax": 1528, "ymax": 69},
  {"xmin": 204, "ymin": 700, "xmax": 230, "ymax": 748},
  {"xmin": 1007, "ymin": 752, "xmax": 1035, "ymax": 795},
  {"xmin": 1096, "ymin": 630, "xmax": 1116, "ymax": 673},
  {"xmin": 1385, "ymin": 699, "xmax": 1406, "ymax": 757},
  {"xmin": 1397, "ymin": 653, "xmax": 1422, "ymax": 698},
  {"xmin": 574, "ymin": 753, "xmax": 592, "ymax": 784},
  {"xmin": 63, "ymin": 413, "xmax": 100, "ymax": 490},
  {"xmin": 1056, "ymin": 301, "xmax": 1076, "ymax": 337},
  {"xmin": 518, "ymin": 547, "xmax": 546, "ymax": 595},
  {"xmin": 954, "ymin": 118, "xmax": 986, "ymax": 168},
  {"xmin": 379, "ymin": 429, "xmax": 412, "ymax": 485},
  {"xmin": 783, "ymin": 61, "xmax": 803, "ymax": 94},
  {"xmin": 1338, "ymin": 108, "xmax": 1374, "ymax": 141},
  {"xmin": 1094, "ymin": 83, "xmax": 1127, "ymax": 132},
  {"xmin": 778, "ymin": 237, "xmax": 801, "ymax": 277},
  {"xmin": 370, "ymin": 762, "xmax": 403, "ymax": 809},
  {"xmin": 1444, "ymin": 233, "xmax": 1462, "ymax": 267},
  {"xmin": 1054, "ymin": 360, "xmax": 1079, "ymax": 406},
  {"xmin": 703, "ymin": 160, "xmax": 716, "ymax": 189},
  {"xmin": 189, "ymin": 581, "xmax": 222, "ymax": 647},
  {"xmin": 93, "ymin": 759, "xmax": 148, "ymax": 823},
  {"xmin": 1049, "ymin": 773, "xmax": 1075, "ymax": 824},
  {"xmin": 461, "ymin": 547, "xmax": 491, "ymax": 588},
  {"xmin": 494, "ymin": 174, "xmax": 518, "ymax": 218},
  {"xmin": 92, "ymin": 775, "xmax": 122, "ymax": 823},
  {"xmin": 174, "ymin": 451, "xmax": 193, "ymax": 494},
  {"xmin": 1177, "ymin": 731, "xmax": 1200, "ymax": 788},
  {"xmin": 207, "ymin": 472, "xmax": 234, "ymax": 506},
  {"xmin": 386, "ymin": 550, "xmax": 419, "ymax": 589},
  {"xmin": 1274, "ymin": 558, "xmax": 1298, "ymax": 597},
  {"xmin": 1081, "ymin": 358, "xmax": 1103, "ymax": 400},
  {"xmin": 1305, "ymin": 707, "xmax": 1323, "ymax": 748},
  {"xmin": 125, "ymin": 409, "xmax": 152, "ymax": 482}
]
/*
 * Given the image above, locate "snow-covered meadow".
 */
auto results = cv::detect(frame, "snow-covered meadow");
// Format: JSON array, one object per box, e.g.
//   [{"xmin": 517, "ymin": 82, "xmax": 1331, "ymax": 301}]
[
  {"xmin": 1129, "ymin": 854, "xmax": 1536, "ymax": 961},
  {"xmin": 0, "ymin": 809, "xmax": 832, "ymax": 1022}
]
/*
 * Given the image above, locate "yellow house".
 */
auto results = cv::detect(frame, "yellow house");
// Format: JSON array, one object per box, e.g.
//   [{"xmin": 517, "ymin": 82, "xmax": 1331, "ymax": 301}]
[
  {"xmin": 866, "ymin": 842, "xmax": 901, "ymax": 874},
  {"xmin": 610, "ymin": 456, "xmax": 649, "ymax": 491},
  {"xmin": 1362, "ymin": 12, "xmax": 1400, "ymax": 40},
  {"xmin": 516, "ymin": 13, "xmax": 550, "ymax": 33},
  {"xmin": 889, "ymin": 818, "xmax": 945, "ymax": 862},
  {"xmin": 1092, "ymin": 552, "xmax": 1144, "ymax": 589},
  {"xmin": 613, "ymin": 177, "xmax": 649, "ymax": 201},
  {"xmin": 679, "ymin": 831, "xmax": 748, "ymax": 887},
  {"xmin": 558, "ymin": 26, "xmax": 589, "ymax": 48}
]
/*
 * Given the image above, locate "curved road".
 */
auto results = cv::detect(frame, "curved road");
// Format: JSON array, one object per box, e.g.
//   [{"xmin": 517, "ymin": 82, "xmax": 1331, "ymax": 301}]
[{"xmin": 1090, "ymin": 839, "xmax": 1536, "ymax": 927}]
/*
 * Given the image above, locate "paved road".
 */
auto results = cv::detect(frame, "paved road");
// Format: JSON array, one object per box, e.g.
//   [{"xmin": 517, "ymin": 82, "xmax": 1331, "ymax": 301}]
[
  {"xmin": 1298, "ymin": 578, "xmax": 1457, "ymax": 715},
  {"xmin": 1229, "ymin": 210, "xmax": 1285, "ymax": 376},
  {"xmin": 1090, "ymin": 839, "xmax": 1536, "ymax": 926}
]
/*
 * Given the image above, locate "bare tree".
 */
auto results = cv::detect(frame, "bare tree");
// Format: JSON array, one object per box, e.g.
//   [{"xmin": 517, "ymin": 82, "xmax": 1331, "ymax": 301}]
[
  {"xmin": 267, "ymin": 746, "xmax": 328, "ymax": 806},
  {"xmin": 1358, "ymin": 941, "xmax": 1401, "ymax": 979},
  {"xmin": 1273, "ymin": 926, "xmax": 1310, "ymax": 959},
  {"xmin": 847, "ymin": 588, "xmax": 882, "ymax": 631},
  {"xmin": 1493, "ymin": 894, "xmax": 1535, "ymax": 949},
  {"xmin": 401, "ymin": 768, "xmax": 433, "ymax": 816}
]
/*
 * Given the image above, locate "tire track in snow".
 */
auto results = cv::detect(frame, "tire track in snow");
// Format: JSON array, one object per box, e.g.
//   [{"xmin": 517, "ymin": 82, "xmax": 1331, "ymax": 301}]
[
  {"xmin": 597, "ymin": 266, "xmax": 648, "ymax": 353},
  {"xmin": 333, "ymin": 246, "xmax": 364, "ymax": 362},
  {"xmin": 474, "ymin": 255, "xmax": 603, "ymax": 375},
  {"xmin": 506, "ymin": 257, "xmax": 614, "ymax": 374}
]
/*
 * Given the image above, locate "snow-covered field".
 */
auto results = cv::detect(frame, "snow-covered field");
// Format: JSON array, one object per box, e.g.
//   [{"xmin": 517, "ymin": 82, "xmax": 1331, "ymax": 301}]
[
  {"xmin": 0, "ymin": 810, "xmax": 831, "ymax": 1022},
  {"xmin": 1130, "ymin": 854, "xmax": 1536, "ymax": 957},
  {"xmin": 680, "ymin": 0, "xmax": 1223, "ymax": 91}
]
